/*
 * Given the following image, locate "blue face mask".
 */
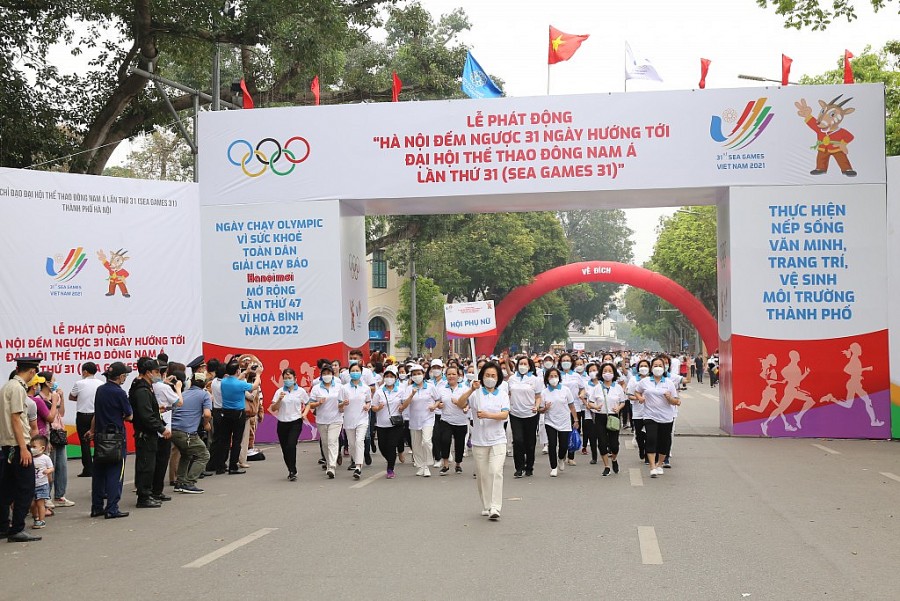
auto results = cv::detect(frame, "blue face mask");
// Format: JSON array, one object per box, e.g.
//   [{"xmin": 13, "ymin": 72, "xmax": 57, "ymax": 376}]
[
  {"xmin": 349, "ymin": 359, "xmax": 359, "ymax": 366},
  {"xmin": 350, "ymin": 372, "xmax": 362, "ymax": 381},
  {"xmin": 50, "ymin": 382, "xmax": 59, "ymax": 392},
  {"xmin": 283, "ymin": 379, "xmax": 295, "ymax": 390},
  {"xmin": 152, "ymin": 376, "xmax": 162, "ymax": 384}
]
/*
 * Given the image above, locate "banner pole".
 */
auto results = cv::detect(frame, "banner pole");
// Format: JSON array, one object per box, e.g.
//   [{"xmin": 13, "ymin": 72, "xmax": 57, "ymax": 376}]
[
  {"xmin": 546, "ymin": 63, "xmax": 550, "ymax": 95},
  {"xmin": 470, "ymin": 338, "xmax": 477, "ymax": 362}
]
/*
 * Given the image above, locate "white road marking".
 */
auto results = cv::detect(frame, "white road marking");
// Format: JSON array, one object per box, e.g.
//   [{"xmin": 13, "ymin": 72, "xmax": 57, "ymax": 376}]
[
  {"xmin": 350, "ymin": 471, "xmax": 383, "ymax": 489},
  {"xmin": 629, "ymin": 468, "xmax": 643, "ymax": 487},
  {"xmin": 638, "ymin": 526, "xmax": 663, "ymax": 565},
  {"xmin": 811, "ymin": 443, "xmax": 841, "ymax": 455},
  {"xmin": 182, "ymin": 528, "xmax": 277, "ymax": 568},
  {"xmin": 879, "ymin": 472, "xmax": 900, "ymax": 483}
]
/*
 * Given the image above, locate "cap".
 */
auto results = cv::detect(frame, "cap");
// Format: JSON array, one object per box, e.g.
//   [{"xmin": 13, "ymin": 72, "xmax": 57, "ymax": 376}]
[
  {"xmin": 187, "ymin": 356, "xmax": 206, "ymax": 371},
  {"xmin": 14, "ymin": 356, "xmax": 42, "ymax": 371},
  {"xmin": 106, "ymin": 362, "xmax": 132, "ymax": 379},
  {"xmin": 27, "ymin": 374, "xmax": 46, "ymax": 388},
  {"xmin": 408, "ymin": 363, "xmax": 425, "ymax": 372},
  {"xmin": 137, "ymin": 358, "xmax": 165, "ymax": 374},
  {"xmin": 543, "ymin": 354, "xmax": 554, "ymax": 360},
  {"xmin": 384, "ymin": 365, "xmax": 398, "ymax": 376},
  {"xmin": 430, "ymin": 359, "xmax": 444, "ymax": 368}
]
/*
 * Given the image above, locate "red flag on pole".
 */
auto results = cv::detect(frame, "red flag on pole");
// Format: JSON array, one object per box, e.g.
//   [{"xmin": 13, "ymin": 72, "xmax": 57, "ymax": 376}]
[
  {"xmin": 239, "ymin": 78, "xmax": 254, "ymax": 109},
  {"xmin": 392, "ymin": 71, "xmax": 402, "ymax": 102},
  {"xmin": 548, "ymin": 26, "xmax": 590, "ymax": 64},
  {"xmin": 699, "ymin": 58, "xmax": 711, "ymax": 89},
  {"xmin": 781, "ymin": 54, "xmax": 793, "ymax": 86},
  {"xmin": 843, "ymin": 49, "xmax": 854, "ymax": 84},
  {"xmin": 311, "ymin": 75, "xmax": 320, "ymax": 105}
]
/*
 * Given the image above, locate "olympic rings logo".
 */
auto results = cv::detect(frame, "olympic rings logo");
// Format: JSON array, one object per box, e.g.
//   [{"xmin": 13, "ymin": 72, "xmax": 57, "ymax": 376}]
[{"xmin": 227, "ymin": 136, "xmax": 311, "ymax": 177}]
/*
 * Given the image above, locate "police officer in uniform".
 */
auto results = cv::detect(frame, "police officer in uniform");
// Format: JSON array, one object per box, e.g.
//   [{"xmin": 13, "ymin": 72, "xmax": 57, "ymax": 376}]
[
  {"xmin": 0, "ymin": 357, "xmax": 43, "ymax": 542},
  {"xmin": 130, "ymin": 357, "xmax": 171, "ymax": 508}
]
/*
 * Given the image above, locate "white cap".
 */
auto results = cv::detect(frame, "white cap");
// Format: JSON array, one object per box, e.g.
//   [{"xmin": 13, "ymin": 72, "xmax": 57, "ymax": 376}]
[
  {"xmin": 384, "ymin": 365, "xmax": 398, "ymax": 375},
  {"xmin": 430, "ymin": 359, "xmax": 444, "ymax": 368},
  {"xmin": 408, "ymin": 363, "xmax": 425, "ymax": 372}
]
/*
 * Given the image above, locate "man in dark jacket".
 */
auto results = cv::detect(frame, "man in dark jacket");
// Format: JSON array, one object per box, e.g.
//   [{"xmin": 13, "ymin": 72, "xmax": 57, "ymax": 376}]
[{"xmin": 130, "ymin": 357, "xmax": 171, "ymax": 508}]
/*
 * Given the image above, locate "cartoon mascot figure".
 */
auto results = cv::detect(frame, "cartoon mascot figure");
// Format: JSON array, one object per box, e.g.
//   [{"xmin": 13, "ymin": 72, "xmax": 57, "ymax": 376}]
[
  {"xmin": 795, "ymin": 95, "xmax": 857, "ymax": 177},
  {"xmin": 97, "ymin": 249, "xmax": 131, "ymax": 298}
]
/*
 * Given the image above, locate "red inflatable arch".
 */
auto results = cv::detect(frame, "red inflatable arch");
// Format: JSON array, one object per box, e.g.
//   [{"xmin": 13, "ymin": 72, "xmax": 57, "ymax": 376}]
[{"xmin": 474, "ymin": 261, "xmax": 718, "ymax": 357}]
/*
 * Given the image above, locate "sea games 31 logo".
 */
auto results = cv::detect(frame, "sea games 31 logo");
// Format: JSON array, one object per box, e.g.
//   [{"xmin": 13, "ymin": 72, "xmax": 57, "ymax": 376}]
[
  {"xmin": 227, "ymin": 136, "xmax": 310, "ymax": 177},
  {"xmin": 711, "ymin": 97, "xmax": 773, "ymax": 171},
  {"xmin": 46, "ymin": 247, "xmax": 87, "ymax": 297}
]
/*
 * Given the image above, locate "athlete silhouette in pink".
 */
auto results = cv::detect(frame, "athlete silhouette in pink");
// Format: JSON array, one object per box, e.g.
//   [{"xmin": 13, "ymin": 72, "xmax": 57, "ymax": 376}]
[
  {"xmin": 761, "ymin": 350, "xmax": 815, "ymax": 436},
  {"xmin": 737, "ymin": 354, "xmax": 790, "ymax": 425},
  {"xmin": 820, "ymin": 343, "xmax": 883, "ymax": 427}
]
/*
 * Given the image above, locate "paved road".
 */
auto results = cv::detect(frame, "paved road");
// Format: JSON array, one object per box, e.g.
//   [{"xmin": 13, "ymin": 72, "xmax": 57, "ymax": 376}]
[{"xmin": 2, "ymin": 387, "xmax": 899, "ymax": 600}]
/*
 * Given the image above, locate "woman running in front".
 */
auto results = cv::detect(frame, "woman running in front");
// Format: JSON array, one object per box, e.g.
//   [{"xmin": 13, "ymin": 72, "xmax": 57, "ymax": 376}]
[
  {"xmin": 587, "ymin": 362, "xmax": 626, "ymax": 477},
  {"xmin": 269, "ymin": 368, "xmax": 309, "ymax": 481},
  {"xmin": 455, "ymin": 361, "xmax": 509, "ymax": 520},
  {"xmin": 558, "ymin": 353, "xmax": 585, "ymax": 466},
  {"xmin": 507, "ymin": 355, "xmax": 542, "ymax": 478},
  {"xmin": 627, "ymin": 359, "xmax": 652, "ymax": 464},
  {"xmin": 340, "ymin": 362, "xmax": 372, "ymax": 480},
  {"xmin": 308, "ymin": 364, "xmax": 343, "ymax": 479},
  {"xmin": 405, "ymin": 363, "xmax": 442, "ymax": 477},
  {"xmin": 438, "ymin": 365, "xmax": 470, "ymax": 475},
  {"xmin": 634, "ymin": 356, "xmax": 680, "ymax": 478},
  {"xmin": 372, "ymin": 366, "xmax": 407, "ymax": 479},
  {"xmin": 540, "ymin": 366, "xmax": 578, "ymax": 478}
]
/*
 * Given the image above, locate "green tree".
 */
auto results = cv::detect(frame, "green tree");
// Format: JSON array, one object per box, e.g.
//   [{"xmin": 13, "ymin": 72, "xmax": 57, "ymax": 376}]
[
  {"xmin": 757, "ymin": 0, "xmax": 898, "ymax": 30},
  {"xmin": 799, "ymin": 43, "xmax": 900, "ymax": 156},
  {"xmin": 622, "ymin": 286, "xmax": 685, "ymax": 352},
  {"xmin": 397, "ymin": 276, "xmax": 444, "ymax": 349},
  {"xmin": 103, "ymin": 129, "xmax": 193, "ymax": 181}
]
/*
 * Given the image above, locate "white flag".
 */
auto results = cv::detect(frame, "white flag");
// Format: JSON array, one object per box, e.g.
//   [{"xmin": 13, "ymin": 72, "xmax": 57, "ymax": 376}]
[{"xmin": 625, "ymin": 42, "xmax": 663, "ymax": 82}]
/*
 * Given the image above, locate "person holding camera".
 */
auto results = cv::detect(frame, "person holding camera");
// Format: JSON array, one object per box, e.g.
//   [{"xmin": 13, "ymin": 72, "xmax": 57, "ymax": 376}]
[
  {"xmin": 151, "ymin": 362, "xmax": 184, "ymax": 501},
  {"xmin": 170, "ymin": 371, "xmax": 212, "ymax": 494},
  {"xmin": 215, "ymin": 360, "xmax": 261, "ymax": 475}
]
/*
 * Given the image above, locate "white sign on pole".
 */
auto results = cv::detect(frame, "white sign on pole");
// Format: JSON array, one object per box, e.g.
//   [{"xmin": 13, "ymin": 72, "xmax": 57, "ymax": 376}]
[
  {"xmin": 445, "ymin": 301, "xmax": 497, "ymax": 338},
  {"xmin": 572, "ymin": 342, "xmax": 586, "ymax": 351}
]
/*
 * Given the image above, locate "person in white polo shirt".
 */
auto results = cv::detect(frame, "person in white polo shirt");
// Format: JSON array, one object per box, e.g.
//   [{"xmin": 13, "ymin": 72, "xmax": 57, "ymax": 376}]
[
  {"xmin": 69, "ymin": 362, "xmax": 102, "ymax": 478},
  {"xmin": 456, "ymin": 361, "xmax": 510, "ymax": 521},
  {"xmin": 308, "ymin": 364, "xmax": 343, "ymax": 479},
  {"xmin": 405, "ymin": 363, "xmax": 442, "ymax": 477},
  {"xmin": 340, "ymin": 362, "xmax": 372, "ymax": 479}
]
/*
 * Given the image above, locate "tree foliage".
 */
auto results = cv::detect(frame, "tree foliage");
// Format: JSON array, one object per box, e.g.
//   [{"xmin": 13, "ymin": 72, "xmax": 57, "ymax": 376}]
[
  {"xmin": 756, "ymin": 0, "xmax": 896, "ymax": 30},
  {"xmin": 104, "ymin": 129, "xmax": 193, "ymax": 181},
  {"xmin": 397, "ymin": 275, "xmax": 444, "ymax": 349}
]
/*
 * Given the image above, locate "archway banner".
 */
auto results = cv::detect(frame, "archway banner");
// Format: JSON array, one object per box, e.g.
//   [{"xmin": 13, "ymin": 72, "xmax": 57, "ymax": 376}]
[{"xmin": 199, "ymin": 84, "xmax": 885, "ymax": 210}]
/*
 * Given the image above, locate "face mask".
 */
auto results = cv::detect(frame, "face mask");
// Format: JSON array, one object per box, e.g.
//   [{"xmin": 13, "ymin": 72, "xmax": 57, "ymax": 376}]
[
  {"xmin": 652, "ymin": 367, "xmax": 665, "ymax": 377},
  {"xmin": 283, "ymin": 379, "xmax": 295, "ymax": 390},
  {"xmin": 639, "ymin": 367, "xmax": 650, "ymax": 376},
  {"xmin": 322, "ymin": 374, "xmax": 333, "ymax": 384},
  {"xmin": 588, "ymin": 370, "xmax": 598, "ymax": 379},
  {"xmin": 466, "ymin": 373, "xmax": 475, "ymax": 381},
  {"xmin": 574, "ymin": 365, "xmax": 585, "ymax": 374},
  {"xmin": 548, "ymin": 377, "xmax": 560, "ymax": 387},
  {"xmin": 152, "ymin": 376, "xmax": 162, "ymax": 384},
  {"xmin": 518, "ymin": 364, "xmax": 529, "ymax": 375},
  {"xmin": 384, "ymin": 377, "xmax": 396, "ymax": 387},
  {"xmin": 411, "ymin": 374, "xmax": 424, "ymax": 385},
  {"xmin": 32, "ymin": 448, "xmax": 44, "ymax": 457},
  {"xmin": 399, "ymin": 374, "xmax": 408, "ymax": 381},
  {"xmin": 50, "ymin": 382, "xmax": 59, "ymax": 392},
  {"xmin": 602, "ymin": 372, "xmax": 615, "ymax": 382},
  {"xmin": 350, "ymin": 372, "xmax": 362, "ymax": 381},
  {"xmin": 543, "ymin": 361, "xmax": 554, "ymax": 370},
  {"xmin": 483, "ymin": 377, "xmax": 498, "ymax": 389},
  {"xmin": 561, "ymin": 361, "xmax": 572, "ymax": 371},
  {"xmin": 349, "ymin": 359, "xmax": 359, "ymax": 366},
  {"xmin": 430, "ymin": 369, "xmax": 442, "ymax": 379}
]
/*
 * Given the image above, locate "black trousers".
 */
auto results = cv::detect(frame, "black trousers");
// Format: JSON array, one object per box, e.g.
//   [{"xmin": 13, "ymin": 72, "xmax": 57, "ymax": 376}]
[
  {"xmin": 0, "ymin": 446, "xmax": 35, "ymax": 535},
  {"xmin": 152, "ymin": 437, "xmax": 172, "ymax": 496},
  {"xmin": 581, "ymin": 416, "xmax": 598, "ymax": 461},
  {"xmin": 432, "ymin": 414, "xmax": 443, "ymax": 461},
  {"xmin": 206, "ymin": 408, "xmax": 226, "ymax": 471},
  {"xmin": 213, "ymin": 409, "xmax": 247, "ymax": 472},
  {"xmin": 134, "ymin": 432, "xmax": 158, "ymax": 501},
  {"xmin": 644, "ymin": 420, "xmax": 674, "ymax": 457},
  {"xmin": 509, "ymin": 414, "xmax": 539, "ymax": 472},
  {"xmin": 377, "ymin": 425, "xmax": 403, "ymax": 471},
  {"xmin": 633, "ymin": 418, "xmax": 647, "ymax": 459},
  {"xmin": 438, "ymin": 422, "xmax": 468, "ymax": 463},
  {"xmin": 277, "ymin": 418, "xmax": 303, "ymax": 474},
  {"xmin": 595, "ymin": 415, "xmax": 621, "ymax": 456},
  {"xmin": 396, "ymin": 420, "xmax": 411, "ymax": 454},
  {"xmin": 544, "ymin": 426, "xmax": 570, "ymax": 469},
  {"xmin": 76, "ymin": 412, "xmax": 94, "ymax": 475},
  {"xmin": 696, "ymin": 366, "xmax": 704, "ymax": 383},
  {"xmin": 91, "ymin": 456, "xmax": 125, "ymax": 515}
]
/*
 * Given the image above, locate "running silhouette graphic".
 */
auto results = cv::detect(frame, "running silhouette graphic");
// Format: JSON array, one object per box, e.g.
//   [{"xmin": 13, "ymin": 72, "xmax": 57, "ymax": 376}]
[
  {"xmin": 737, "ymin": 354, "xmax": 792, "ymax": 427},
  {"xmin": 761, "ymin": 350, "xmax": 815, "ymax": 436},
  {"xmin": 820, "ymin": 343, "xmax": 883, "ymax": 427}
]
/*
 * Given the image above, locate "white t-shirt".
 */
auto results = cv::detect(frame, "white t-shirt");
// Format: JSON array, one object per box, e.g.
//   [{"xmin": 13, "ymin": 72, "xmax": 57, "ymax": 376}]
[
  {"xmin": 210, "ymin": 378, "xmax": 223, "ymax": 409},
  {"xmin": 310, "ymin": 382, "xmax": 343, "ymax": 425},
  {"xmin": 428, "ymin": 377, "xmax": 448, "ymax": 415},
  {"xmin": 407, "ymin": 381, "xmax": 442, "ymax": 430},
  {"xmin": 372, "ymin": 384, "xmax": 406, "ymax": 428},
  {"xmin": 626, "ymin": 378, "xmax": 645, "ymax": 419},
  {"xmin": 507, "ymin": 373, "xmax": 542, "ymax": 418},
  {"xmin": 441, "ymin": 382, "xmax": 470, "ymax": 426},
  {"xmin": 271, "ymin": 386, "xmax": 309, "ymax": 422},
  {"xmin": 542, "ymin": 385, "xmax": 575, "ymax": 432},
  {"xmin": 33, "ymin": 452, "xmax": 53, "ymax": 487},
  {"xmin": 469, "ymin": 387, "xmax": 510, "ymax": 446},
  {"xmin": 582, "ymin": 380, "xmax": 598, "ymax": 419},
  {"xmin": 560, "ymin": 371, "xmax": 585, "ymax": 412},
  {"xmin": 70, "ymin": 377, "xmax": 102, "ymax": 413},
  {"xmin": 339, "ymin": 382, "xmax": 372, "ymax": 430},
  {"xmin": 588, "ymin": 382, "xmax": 626, "ymax": 415},
  {"xmin": 637, "ymin": 377, "xmax": 678, "ymax": 423},
  {"xmin": 153, "ymin": 381, "xmax": 180, "ymax": 409}
]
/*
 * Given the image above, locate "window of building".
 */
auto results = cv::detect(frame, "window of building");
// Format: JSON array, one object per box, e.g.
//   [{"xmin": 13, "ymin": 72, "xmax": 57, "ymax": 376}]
[{"xmin": 372, "ymin": 250, "xmax": 387, "ymax": 289}]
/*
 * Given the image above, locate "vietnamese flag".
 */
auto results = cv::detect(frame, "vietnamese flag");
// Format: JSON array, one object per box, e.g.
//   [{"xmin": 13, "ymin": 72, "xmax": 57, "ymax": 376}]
[
  {"xmin": 311, "ymin": 75, "xmax": 320, "ymax": 105},
  {"xmin": 699, "ymin": 58, "xmax": 711, "ymax": 89},
  {"xmin": 843, "ymin": 49, "xmax": 854, "ymax": 84},
  {"xmin": 239, "ymin": 78, "xmax": 254, "ymax": 109},
  {"xmin": 392, "ymin": 71, "xmax": 402, "ymax": 102},
  {"xmin": 548, "ymin": 26, "xmax": 590, "ymax": 64},
  {"xmin": 781, "ymin": 54, "xmax": 792, "ymax": 86}
]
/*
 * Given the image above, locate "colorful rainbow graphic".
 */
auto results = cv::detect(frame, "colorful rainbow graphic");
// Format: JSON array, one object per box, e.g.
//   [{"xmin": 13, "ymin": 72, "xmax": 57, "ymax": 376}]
[
  {"xmin": 46, "ymin": 247, "xmax": 88, "ymax": 282},
  {"xmin": 710, "ymin": 98, "xmax": 775, "ymax": 150}
]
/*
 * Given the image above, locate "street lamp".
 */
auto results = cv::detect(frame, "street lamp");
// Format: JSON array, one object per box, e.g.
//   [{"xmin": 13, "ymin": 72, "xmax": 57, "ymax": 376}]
[{"xmin": 738, "ymin": 74, "xmax": 799, "ymax": 86}]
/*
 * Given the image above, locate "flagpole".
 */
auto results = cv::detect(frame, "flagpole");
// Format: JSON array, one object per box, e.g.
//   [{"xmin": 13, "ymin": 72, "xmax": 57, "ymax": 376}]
[{"xmin": 547, "ymin": 63, "xmax": 550, "ymax": 95}]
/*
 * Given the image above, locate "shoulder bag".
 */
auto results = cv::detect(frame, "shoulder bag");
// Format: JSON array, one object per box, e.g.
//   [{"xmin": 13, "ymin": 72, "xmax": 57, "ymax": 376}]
[
  {"xmin": 385, "ymin": 391, "xmax": 403, "ymax": 427},
  {"xmin": 602, "ymin": 386, "xmax": 621, "ymax": 431},
  {"xmin": 94, "ymin": 424, "xmax": 125, "ymax": 465}
]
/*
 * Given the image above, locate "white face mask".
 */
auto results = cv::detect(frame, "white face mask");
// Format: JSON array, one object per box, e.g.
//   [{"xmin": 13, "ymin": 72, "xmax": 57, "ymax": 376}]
[
  {"xmin": 383, "ymin": 377, "xmax": 396, "ymax": 387},
  {"xmin": 518, "ymin": 364, "xmax": 529, "ymax": 375},
  {"xmin": 430, "ymin": 369, "xmax": 442, "ymax": 379},
  {"xmin": 561, "ymin": 361, "xmax": 572, "ymax": 371},
  {"xmin": 399, "ymin": 373, "xmax": 408, "ymax": 380},
  {"xmin": 543, "ymin": 360, "xmax": 554, "ymax": 370},
  {"xmin": 548, "ymin": 377, "xmax": 560, "ymax": 387},
  {"xmin": 574, "ymin": 365, "xmax": 585, "ymax": 374},
  {"xmin": 482, "ymin": 376, "xmax": 498, "ymax": 389},
  {"xmin": 588, "ymin": 370, "xmax": 598, "ymax": 379},
  {"xmin": 602, "ymin": 372, "xmax": 615, "ymax": 382},
  {"xmin": 652, "ymin": 366, "xmax": 665, "ymax": 377},
  {"xmin": 466, "ymin": 372, "xmax": 476, "ymax": 381},
  {"xmin": 638, "ymin": 366, "xmax": 650, "ymax": 376},
  {"xmin": 411, "ymin": 374, "xmax": 424, "ymax": 385},
  {"xmin": 322, "ymin": 374, "xmax": 333, "ymax": 384}
]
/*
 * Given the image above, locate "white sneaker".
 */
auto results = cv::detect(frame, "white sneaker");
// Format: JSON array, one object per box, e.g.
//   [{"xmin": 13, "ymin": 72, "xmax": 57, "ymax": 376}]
[
  {"xmin": 506, "ymin": 449, "xmax": 513, "ymax": 457},
  {"xmin": 423, "ymin": 468, "xmax": 431, "ymax": 477},
  {"xmin": 53, "ymin": 497, "xmax": 75, "ymax": 507},
  {"xmin": 655, "ymin": 467, "xmax": 664, "ymax": 476},
  {"xmin": 416, "ymin": 467, "xmax": 424, "ymax": 476},
  {"xmin": 489, "ymin": 509, "xmax": 501, "ymax": 521},
  {"xmin": 433, "ymin": 460, "xmax": 442, "ymax": 468},
  {"xmin": 481, "ymin": 509, "xmax": 490, "ymax": 516},
  {"xmin": 558, "ymin": 462, "xmax": 565, "ymax": 472},
  {"xmin": 541, "ymin": 444, "xmax": 548, "ymax": 455},
  {"xmin": 550, "ymin": 468, "xmax": 558, "ymax": 477}
]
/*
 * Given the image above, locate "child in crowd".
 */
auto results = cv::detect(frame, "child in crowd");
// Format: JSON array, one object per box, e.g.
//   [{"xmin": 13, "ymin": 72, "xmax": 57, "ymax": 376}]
[{"xmin": 30, "ymin": 435, "xmax": 54, "ymax": 529}]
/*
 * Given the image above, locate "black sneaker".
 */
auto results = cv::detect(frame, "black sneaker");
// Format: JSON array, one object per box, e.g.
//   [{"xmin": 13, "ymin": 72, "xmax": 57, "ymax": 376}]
[
  {"xmin": 152, "ymin": 494, "xmax": 172, "ymax": 502},
  {"xmin": 348, "ymin": 462, "xmax": 357, "ymax": 471},
  {"xmin": 180, "ymin": 485, "xmax": 205, "ymax": 494},
  {"xmin": 172, "ymin": 483, "xmax": 184, "ymax": 493},
  {"xmin": 288, "ymin": 472, "xmax": 297, "ymax": 482},
  {"xmin": 590, "ymin": 459, "xmax": 597, "ymax": 465},
  {"xmin": 353, "ymin": 468, "xmax": 361, "ymax": 480},
  {"xmin": 513, "ymin": 470, "xmax": 524, "ymax": 478},
  {"xmin": 455, "ymin": 465, "xmax": 463, "ymax": 474},
  {"xmin": 317, "ymin": 458, "xmax": 326, "ymax": 465},
  {"xmin": 364, "ymin": 453, "xmax": 372, "ymax": 466},
  {"xmin": 602, "ymin": 467, "xmax": 611, "ymax": 477},
  {"xmin": 524, "ymin": 469, "xmax": 533, "ymax": 477},
  {"xmin": 440, "ymin": 466, "xmax": 450, "ymax": 476},
  {"xmin": 612, "ymin": 460, "xmax": 619, "ymax": 474},
  {"xmin": 7, "ymin": 531, "xmax": 42, "ymax": 542}
]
